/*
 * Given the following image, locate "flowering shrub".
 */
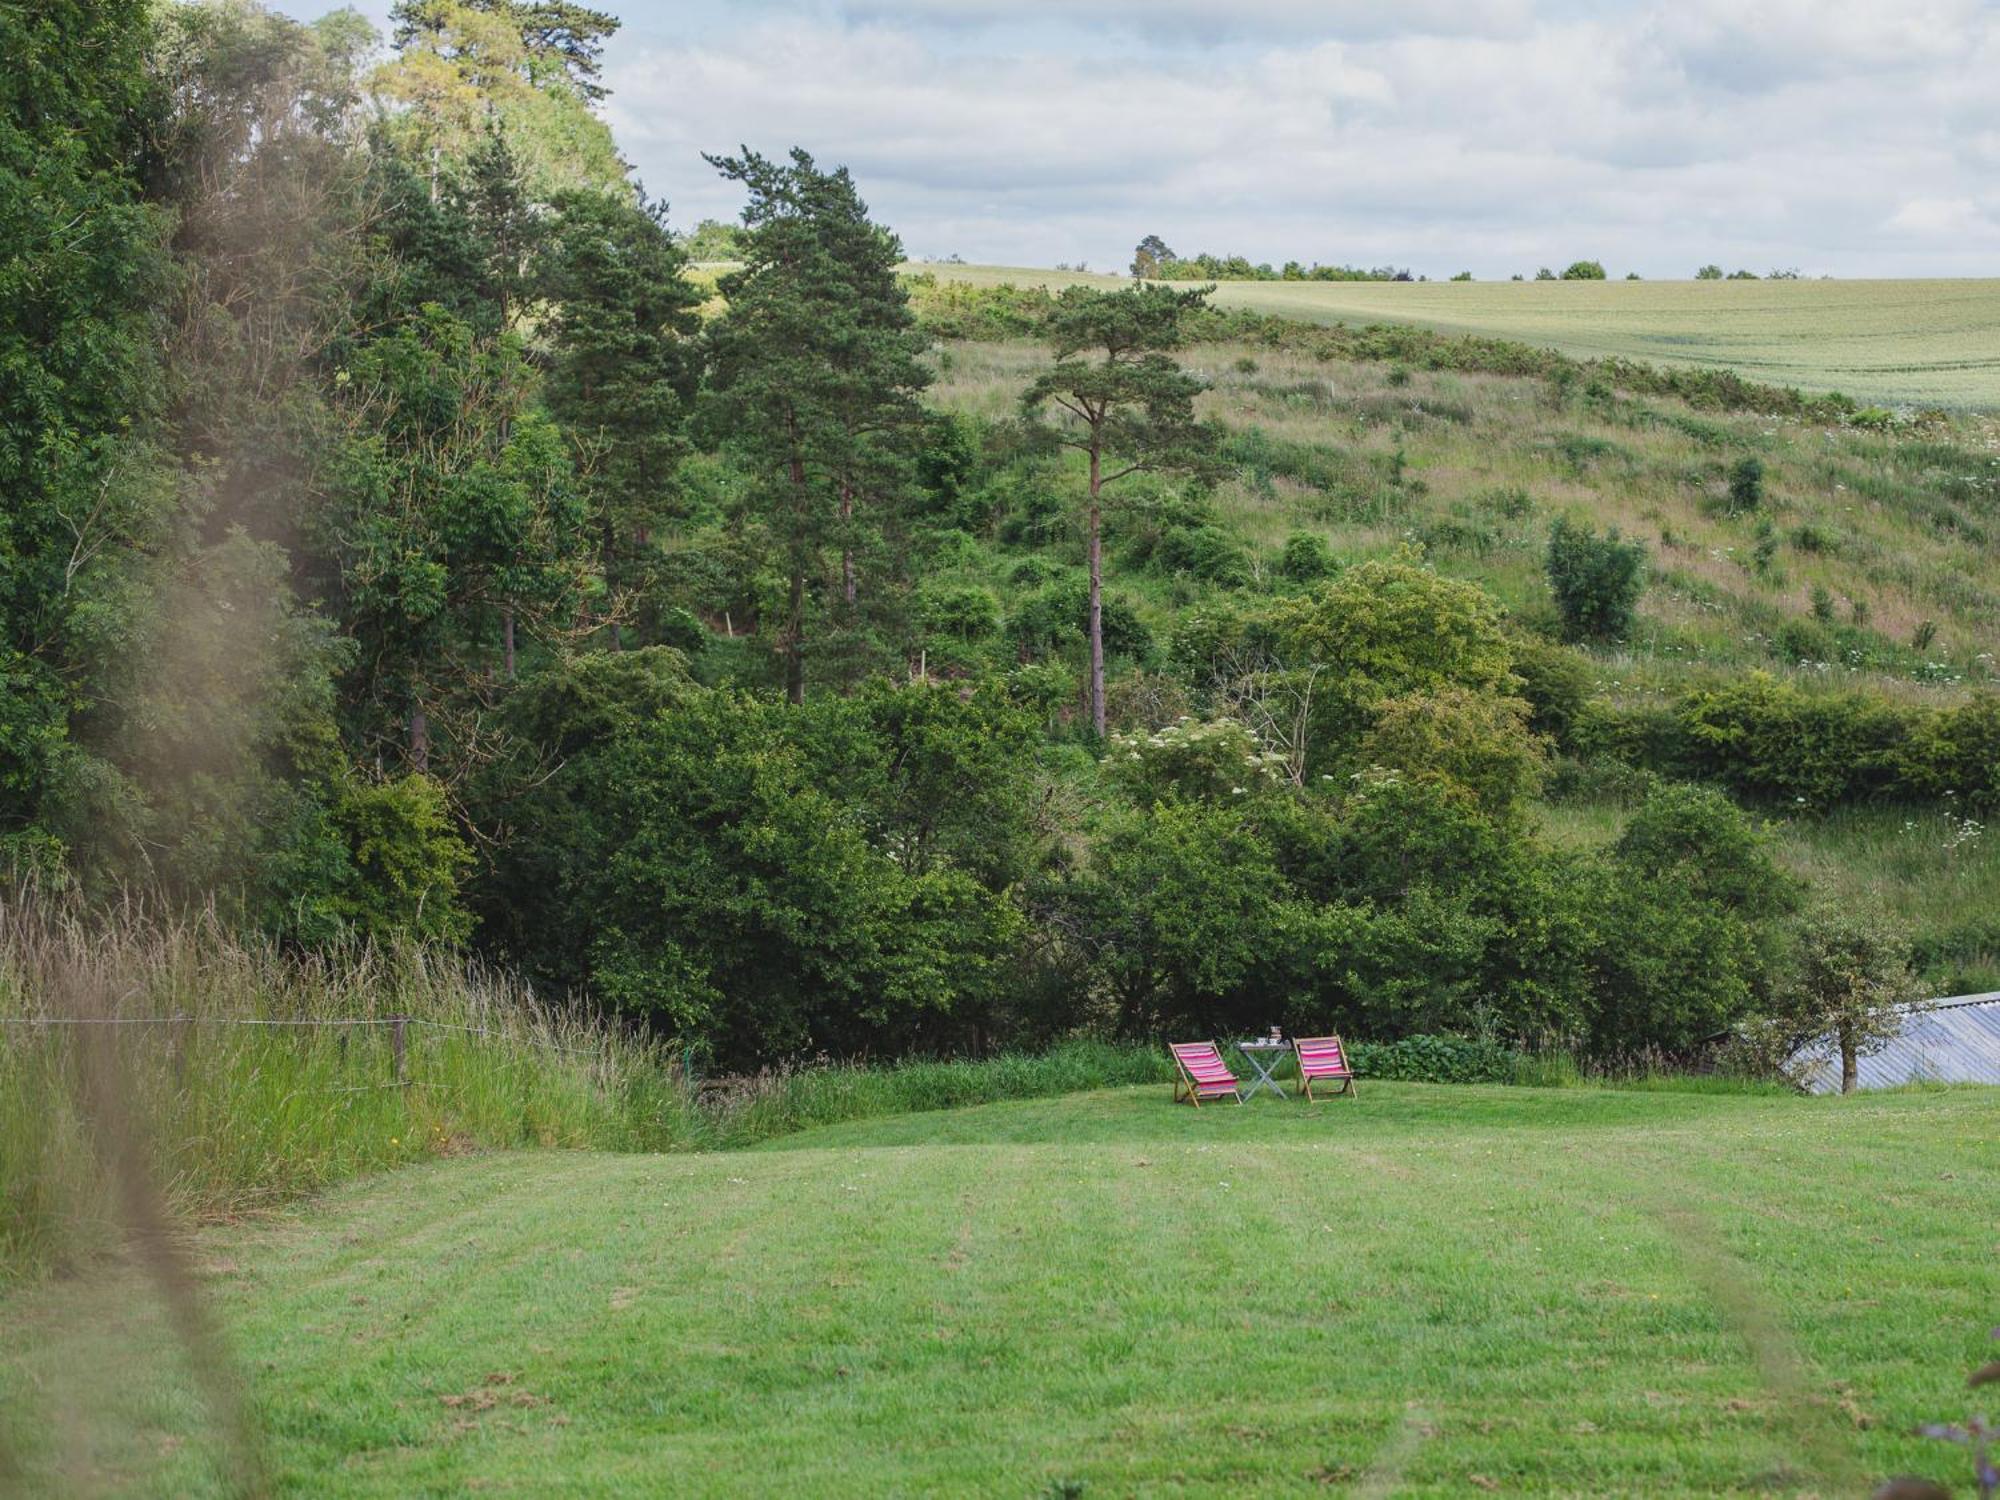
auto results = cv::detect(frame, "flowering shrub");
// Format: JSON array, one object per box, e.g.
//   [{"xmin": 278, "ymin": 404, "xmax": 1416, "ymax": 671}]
[{"xmin": 1103, "ymin": 716, "xmax": 1288, "ymax": 804}]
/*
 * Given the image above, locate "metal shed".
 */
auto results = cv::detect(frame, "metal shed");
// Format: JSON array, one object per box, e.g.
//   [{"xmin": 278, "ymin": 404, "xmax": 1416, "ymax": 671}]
[{"xmin": 1786, "ymin": 992, "xmax": 2000, "ymax": 1093}]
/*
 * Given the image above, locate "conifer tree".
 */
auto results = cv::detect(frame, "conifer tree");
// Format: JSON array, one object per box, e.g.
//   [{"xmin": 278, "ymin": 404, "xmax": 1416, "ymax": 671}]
[
  {"xmin": 1020, "ymin": 283, "xmax": 1215, "ymax": 735},
  {"xmin": 542, "ymin": 189, "xmax": 704, "ymax": 650},
  {"xmin": 698, "ymin": 148, "xmax": 930, "ymax": 703}
]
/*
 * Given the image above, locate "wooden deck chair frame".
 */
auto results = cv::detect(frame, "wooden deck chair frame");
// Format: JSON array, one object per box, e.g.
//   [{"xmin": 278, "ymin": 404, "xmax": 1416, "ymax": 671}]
[
  {"xmin": 1169, "ymin": 1041, "xmax": 1244, "ymax": 1108},
  {"xmin": 1292, "ymin": 1034, "xmax": 1357, "ymax": 1102}
]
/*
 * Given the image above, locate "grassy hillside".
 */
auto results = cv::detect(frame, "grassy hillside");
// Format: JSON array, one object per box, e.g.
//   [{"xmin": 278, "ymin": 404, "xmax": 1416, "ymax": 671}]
[
  {"xmin": 888, "ymin": 308, "xmax": 2000, "ymax": 990},
  {"xmin": 5, "ymin": 1084, "xmax": 1994, "ymax": 1496},
  {"xmin": 919, "ymin": 266, "xmax": 2000, "ymax": 410},
  {"xmin": 927, "ymin": 339, "xmax": 2000, "ymax": 679}
]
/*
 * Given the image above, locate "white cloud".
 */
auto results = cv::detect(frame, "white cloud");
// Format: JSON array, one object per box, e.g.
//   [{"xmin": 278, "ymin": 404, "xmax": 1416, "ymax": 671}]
[
  {"xmin": 535, "ymin": 0, "xmax": 2000, "ymax": 276},
  {"xmin": 1883, "ymin": 197, "xmax": 1995, "ymax": 239}
]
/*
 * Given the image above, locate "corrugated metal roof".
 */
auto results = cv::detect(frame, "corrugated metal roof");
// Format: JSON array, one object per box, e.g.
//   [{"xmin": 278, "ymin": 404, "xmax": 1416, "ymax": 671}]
[{"xmin": 1787, "ymin": 992, "xmax": 2000, "ymax": 1093}]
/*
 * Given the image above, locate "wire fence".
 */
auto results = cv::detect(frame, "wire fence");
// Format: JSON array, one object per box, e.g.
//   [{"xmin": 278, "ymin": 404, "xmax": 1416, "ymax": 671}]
[{"xmin": 0, "ymin": 1012, "xmax": 618, "ymax": 1103}]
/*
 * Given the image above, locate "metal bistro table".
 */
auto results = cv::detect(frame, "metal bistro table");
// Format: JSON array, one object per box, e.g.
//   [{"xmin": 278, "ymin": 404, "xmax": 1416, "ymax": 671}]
[{"xmin": 1234, "ymin": 1038, "xmax": 1292, "ymax": 1101}]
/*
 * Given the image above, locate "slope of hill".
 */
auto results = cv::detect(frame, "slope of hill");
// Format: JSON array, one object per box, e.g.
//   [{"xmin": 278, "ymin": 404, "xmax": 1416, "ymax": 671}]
[
  {"xmin": 5, "ymin": 1084, "xmax": 1994, "ymax": 1496},
  {"xmin": 918, "ymin": 266, "xmax": 2000, "ymax": 410},
  {"xmin": 890, "ymin": 299, "xmax": 2000, "ymax": 989}
]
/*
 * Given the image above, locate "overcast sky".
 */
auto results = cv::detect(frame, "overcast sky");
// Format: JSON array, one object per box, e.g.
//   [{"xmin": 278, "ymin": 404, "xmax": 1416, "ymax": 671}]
[{"xmin": 291, "ymin": 0, "xmax": 2000, "ymax": 278}]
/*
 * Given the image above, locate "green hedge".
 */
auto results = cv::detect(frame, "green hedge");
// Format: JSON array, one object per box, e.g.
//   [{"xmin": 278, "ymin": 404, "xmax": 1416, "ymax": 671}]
[
  {"xmin": 1345, "ymin": 1033, "xmax": 1525, "ymax": 1084},
  {"xmin": 905, "ymin": 276, "xmax": 1859, "ymax": 422},
  {"xmin": 1575, "ymin": 676, "xmax": 2000, "ymax": 810}
]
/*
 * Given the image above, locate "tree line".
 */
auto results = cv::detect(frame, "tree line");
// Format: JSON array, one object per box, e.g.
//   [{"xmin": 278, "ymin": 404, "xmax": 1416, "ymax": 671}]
[{"xmin": 1, "ymin": 0, "xmax": 1926, "ymax": 1081}]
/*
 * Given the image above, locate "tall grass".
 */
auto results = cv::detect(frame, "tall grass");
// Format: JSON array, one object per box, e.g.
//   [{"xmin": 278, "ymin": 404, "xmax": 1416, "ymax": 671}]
[
  {"xmin": 0, "ymin": 895, "xmax": 687, "ymax": 1279},
  {"xmin": 685, "ymin": 1041, "xmax": 1172, "ymax": 1150}
]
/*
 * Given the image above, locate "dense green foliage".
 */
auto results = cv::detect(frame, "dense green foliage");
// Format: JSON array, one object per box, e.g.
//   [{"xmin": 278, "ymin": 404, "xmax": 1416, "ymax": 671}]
[
  {"xmin": 1546, "ymin": 514, "xmax": 1648, "ymax": 640},
  {"xmin": 4, "ymin": 0, "xmax": 1992, "ymax": 1088}
]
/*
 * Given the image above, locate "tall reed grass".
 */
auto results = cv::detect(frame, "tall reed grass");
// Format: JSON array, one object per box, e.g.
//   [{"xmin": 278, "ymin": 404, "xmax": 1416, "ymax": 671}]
[{"xmin": 0, "ymin": 895, "xmax": 687, "ymax": 1278}]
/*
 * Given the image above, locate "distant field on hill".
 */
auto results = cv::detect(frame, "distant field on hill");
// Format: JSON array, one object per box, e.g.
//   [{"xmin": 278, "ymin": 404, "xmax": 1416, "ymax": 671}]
[{"xmin": 916, "ymin": 265, "xmax": 2000, "ymax": 409}]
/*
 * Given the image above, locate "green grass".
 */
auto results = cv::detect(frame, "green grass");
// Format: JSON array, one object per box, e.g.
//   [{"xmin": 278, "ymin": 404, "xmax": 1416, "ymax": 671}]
[
  {"xmin": 5, "ymin": 1083, "xmax": 1995, "ymax": 1496},
  {"xmin": 921, "ymin": 265, "xmax": 2000, "ymax": 410}
]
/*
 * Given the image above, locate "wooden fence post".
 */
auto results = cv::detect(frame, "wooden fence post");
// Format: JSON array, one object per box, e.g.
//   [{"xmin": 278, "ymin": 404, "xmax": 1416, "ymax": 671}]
[{"xmin": 391, "ymin": 1016, "xmax": 408, "ymax": 1087}]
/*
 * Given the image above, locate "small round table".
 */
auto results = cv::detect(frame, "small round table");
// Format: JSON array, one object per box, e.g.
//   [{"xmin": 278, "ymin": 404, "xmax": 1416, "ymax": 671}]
[{"xmin": 1233, "ymin": 1039, "xmax": 1292, "ymax": 1101}]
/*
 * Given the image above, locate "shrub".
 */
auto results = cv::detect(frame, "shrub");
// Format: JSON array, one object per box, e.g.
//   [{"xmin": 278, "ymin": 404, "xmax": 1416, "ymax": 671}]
[
  {"xmin": 1545, "ymin": 516, "xmax": 1646, "ymax": 641},
  {"xmin": 915, "ymin": 581, "xmax": 1001, "ymax": 642},
  {"xmin": 1772, "ymin": 617, "xmax": 1835, "ymax": 664},
  {"xmin": 1357, "ymin": 688, "xmax": 1547, "ymax": 817},
  {"xmin": 1728, "ymin": 455, "xmax": 1764, "ymax": 510},
  {"xmin": 331, "ymin": 775, "xmax": 474, "ymax": 945},
  {"xmin": 1104, "ymin": 717, "xmax": 1286, "ymax": 805},
  {"xmin": 655, "ymin": 605, "xmax": 709, "ymax": 655},
  {"xmin": 1560, "ymin": 260, "xmax": 1607, "ymax": 280},
  {"xmin": 1270, "ymin": 554, "xmax": 1517, "ymax": 759},
  {"xmin": 1345, "ymin": 1033, "xmax": 1522, "ymax": 1084},
  {"xmin": 1154, "ymin": 522, "xmax": 1250, "ymax": 585},
  {"xmin": 1278, "ymin": 530, "xmax": 1336, "ymax": 582},
  {"xmin": 1009, "ymin": 579, "xmax": 1153, "ymax": 663},
  {"xmin": 1678, "ymin": 673, "xmax": 1907, "ymax": 806},
  {"xmin": 1588, "ymin": 782, "xmax": 1797, "ymax": 1054},
  {"xmin": 1508, "ymin": 638, "xmax": 1595, "ymax": 746}
]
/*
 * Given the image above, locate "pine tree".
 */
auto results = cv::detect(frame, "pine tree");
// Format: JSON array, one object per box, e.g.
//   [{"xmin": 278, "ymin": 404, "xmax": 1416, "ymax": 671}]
[
  {"xmin": 1019, "ymin": 283, "xmax": 1216, "ymax": 735},
  {"xmin": 698, "ymin": 148, "xmax": 930, "ymax": 703},
  {"xmin": 457, "ymin": 122, "xmax": 543, "ymax": 332},
  {"xmin": 542, "ymin": 189, "xmax": 704, "ymax": 650}
]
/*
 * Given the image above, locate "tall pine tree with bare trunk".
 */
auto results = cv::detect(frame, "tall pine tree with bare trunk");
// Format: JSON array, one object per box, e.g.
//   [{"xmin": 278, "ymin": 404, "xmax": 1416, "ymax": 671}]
[{"xmin": 1020, "ymin": 283, "xmax": 1215, "ymax": 735}]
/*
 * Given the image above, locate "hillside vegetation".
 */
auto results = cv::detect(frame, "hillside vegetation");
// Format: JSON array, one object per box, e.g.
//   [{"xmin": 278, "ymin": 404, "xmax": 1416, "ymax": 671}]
[
  {"xmin": 921, "ymin": 265, "xmax": 2000, "ymax": 409},
  {"xmin": 4, "ymin": 1084, "xmax": 1995, "ymax": 1496},
  {"xmin": 7, "ymin": 0, "xmax": 1996, "ymax": 1122}
]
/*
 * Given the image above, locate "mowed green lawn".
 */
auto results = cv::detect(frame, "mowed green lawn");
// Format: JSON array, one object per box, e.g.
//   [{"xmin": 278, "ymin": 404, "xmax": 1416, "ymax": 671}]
[
  {"xmin": 922, "ymin": 264, "xmax": 2000, "ymax": 410},
  {"xmin": 4, "ymin": 1083, "xmax": 1997, "ymax": 1497}
]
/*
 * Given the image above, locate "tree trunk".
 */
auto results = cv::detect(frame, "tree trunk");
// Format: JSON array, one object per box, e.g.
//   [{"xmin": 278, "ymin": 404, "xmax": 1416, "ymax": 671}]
[
  {"xmin": 785, "ymin": 567, "xmax": 806, "ymax": 706},
  {"xmin": 840, "ymin": 483, "xmax": 856, "ymax": 608},
  {"xmin": 786, "ymin": 446, "xmax": 810, "ymax": 705},
  {"xmin": 1086, "ymin": 442, "xmax": 1105, "ymax": 737},
  {"xmin": 503, "ymin": 608, "xmax": 516, "ymax": 681},
  {"xmin": 1840, "ymin": 1028, "xmax": 1859, "ymax": 1093},
  {"xmin": 409, "ymin": 705, "xmax": 429, "ymax": 774}
]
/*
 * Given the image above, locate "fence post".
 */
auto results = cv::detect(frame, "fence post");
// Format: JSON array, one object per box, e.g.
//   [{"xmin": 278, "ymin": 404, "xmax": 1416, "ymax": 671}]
[{"xmin": 391, "ymin": 1016, "xmax": 408, "ymax": 1087}]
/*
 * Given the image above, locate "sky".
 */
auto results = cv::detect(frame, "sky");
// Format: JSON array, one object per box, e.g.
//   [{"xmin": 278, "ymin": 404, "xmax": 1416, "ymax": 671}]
[{"xmin": 288, "ymin": 0, "xmax": 2000, "ymax": 279}]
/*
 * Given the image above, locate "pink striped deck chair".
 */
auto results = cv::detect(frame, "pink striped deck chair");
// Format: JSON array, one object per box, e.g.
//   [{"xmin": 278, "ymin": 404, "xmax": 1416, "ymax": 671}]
[
  {"xmin": 1293, "ymin": 1035, "xmax": 1356, "ymax": 1102},
  {"xmin": 1169, "ymin": 1041, "xmax": 1243, "ymax": 1107}
]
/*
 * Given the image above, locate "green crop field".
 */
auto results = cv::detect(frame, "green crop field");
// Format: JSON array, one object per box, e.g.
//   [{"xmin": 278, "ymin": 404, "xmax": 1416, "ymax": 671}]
[
  {"xmin": 919, "ymin": 266, "xmax": 2000, "ymax": 410},
  {"xmin": 5, "ymin": 1083, "xmax": 1995, "ymax": 1497}
]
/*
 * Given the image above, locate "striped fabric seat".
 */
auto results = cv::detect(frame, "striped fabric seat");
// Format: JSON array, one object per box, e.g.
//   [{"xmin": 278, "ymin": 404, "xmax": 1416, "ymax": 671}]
[
  {"xmin": 1169, "ymin": 1042, "xmax": 1243, "ymax": 1107},
  {"xmin": 1292, "ymin": 1034, "xmax": 1356, "ymax": 1101}
]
